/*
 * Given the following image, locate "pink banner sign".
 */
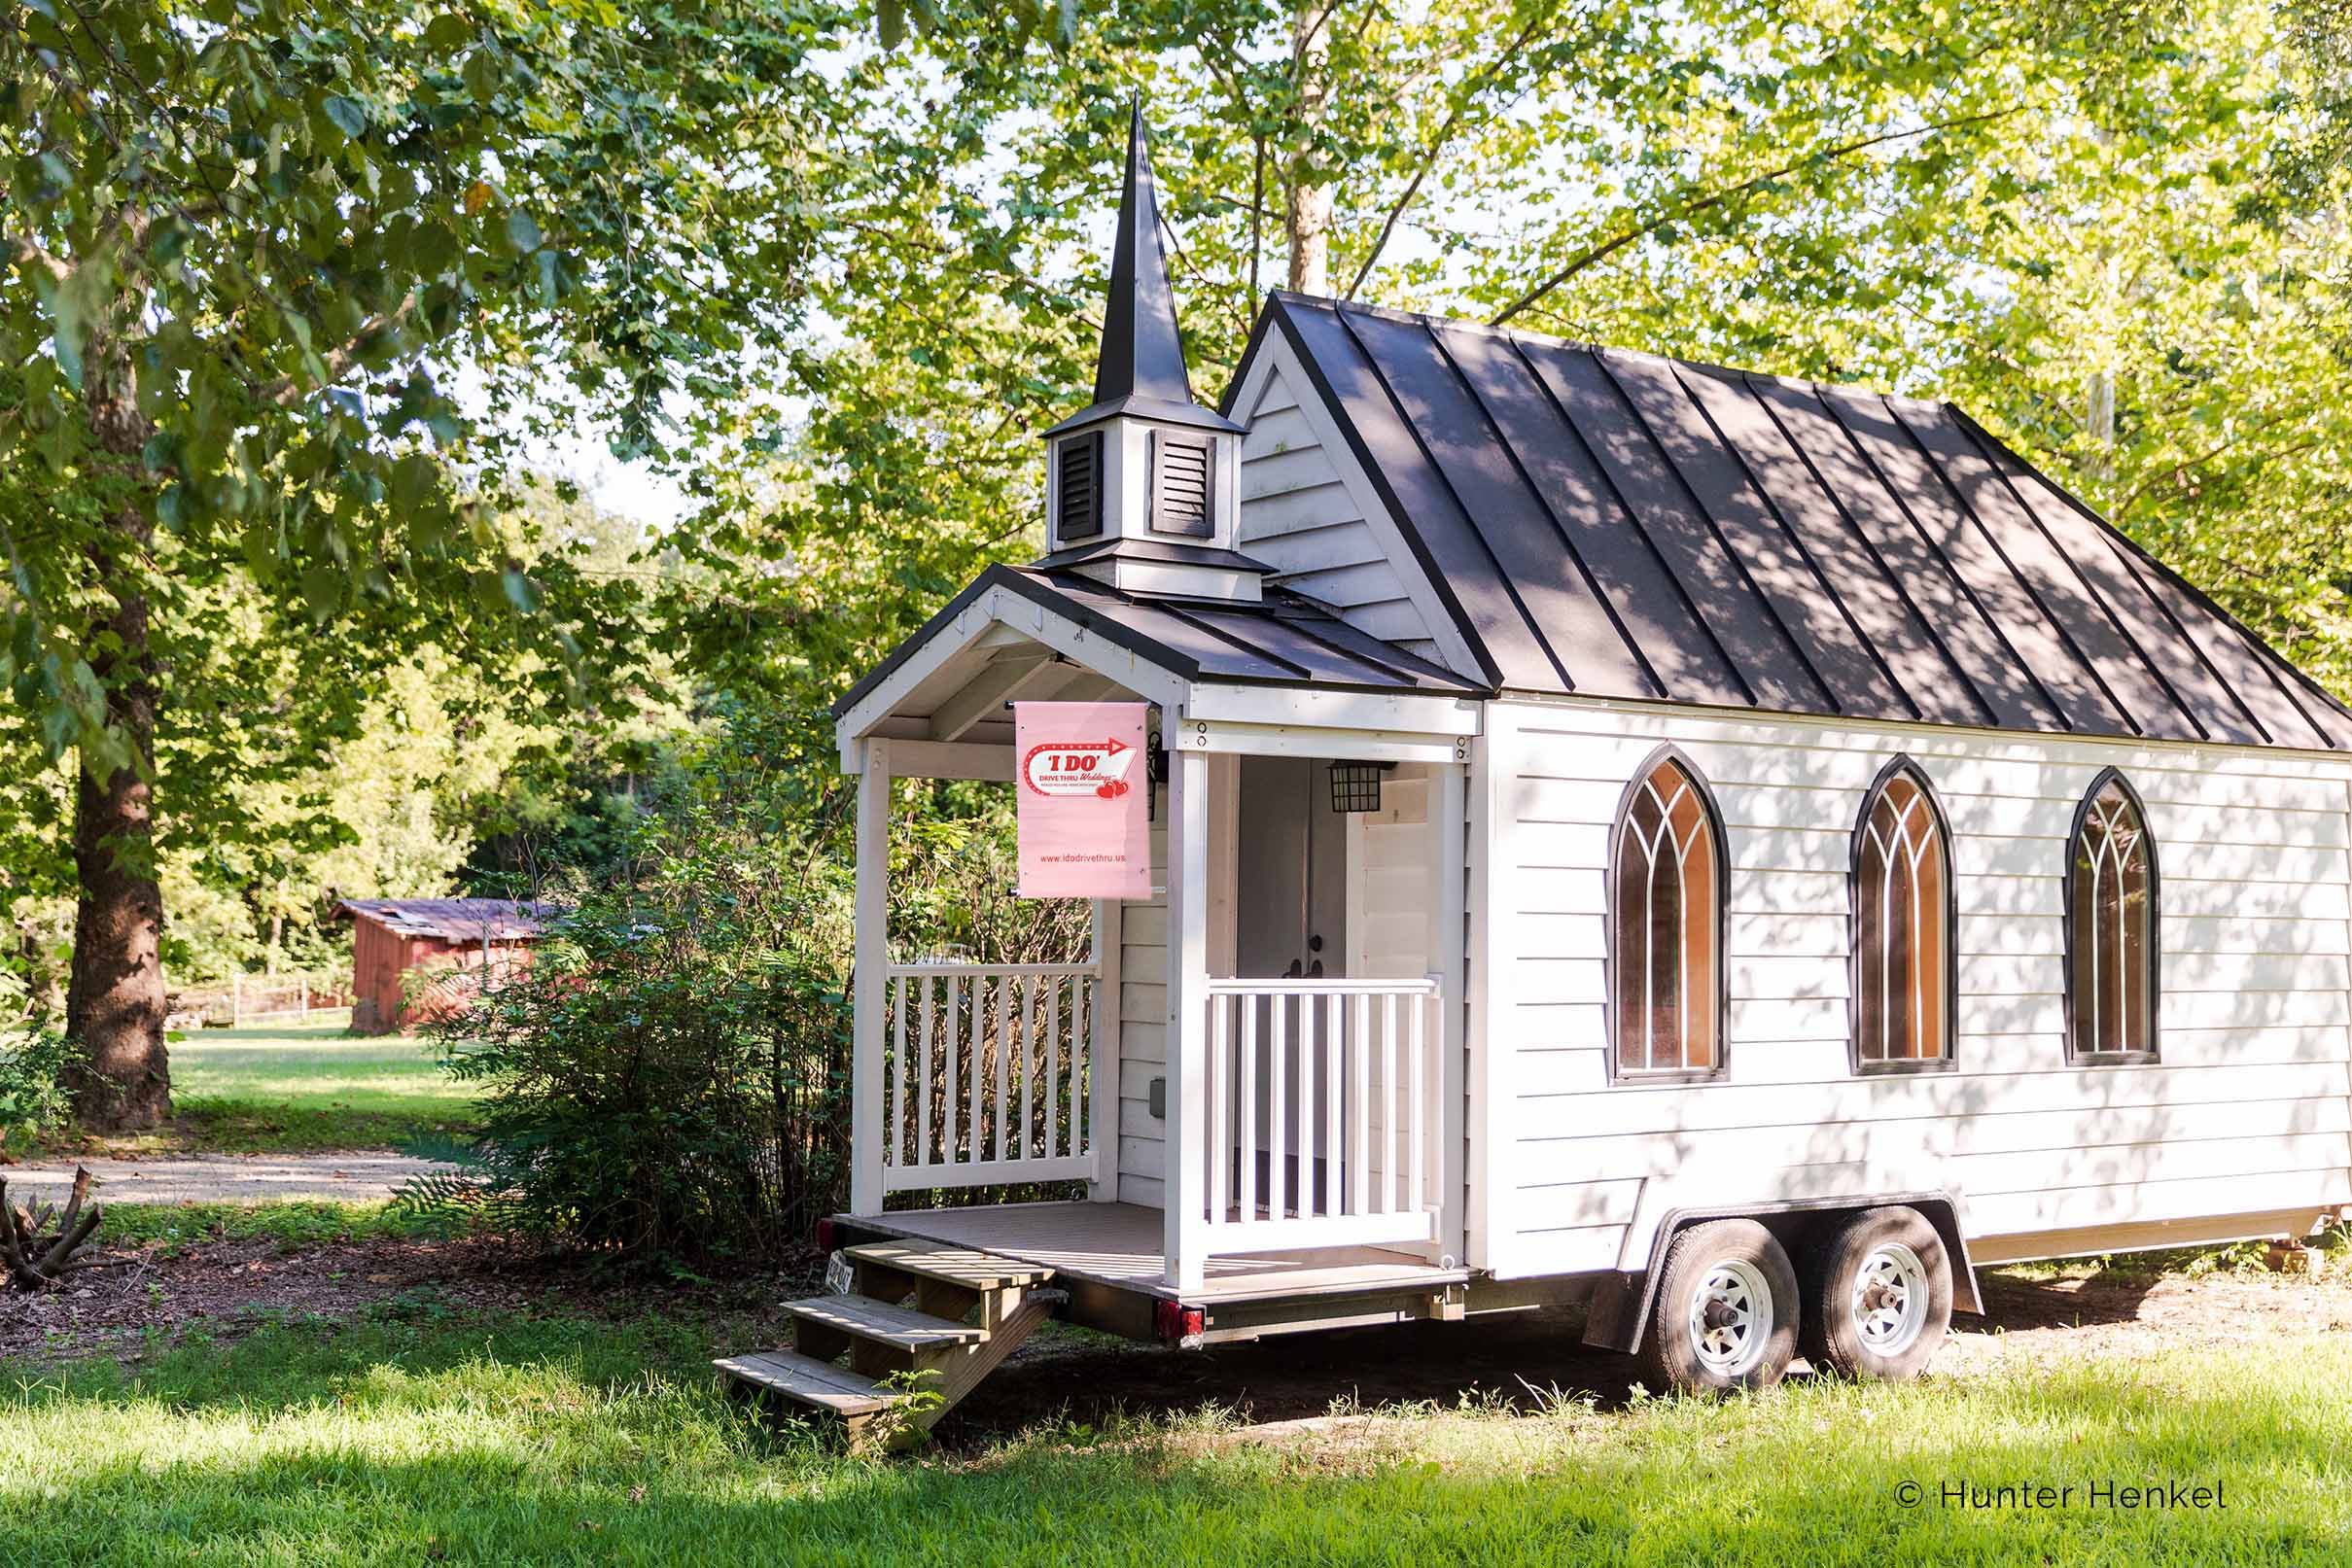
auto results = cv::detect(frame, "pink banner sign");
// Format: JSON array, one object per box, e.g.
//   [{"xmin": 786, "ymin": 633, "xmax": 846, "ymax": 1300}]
[{"xmin": 1014, "ymin": 701, "xmax": 1152, "ymax": 900}]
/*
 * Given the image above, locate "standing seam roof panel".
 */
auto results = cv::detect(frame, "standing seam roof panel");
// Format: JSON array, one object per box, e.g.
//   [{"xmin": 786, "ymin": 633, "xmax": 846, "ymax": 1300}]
[
  {"xmin": 1824, "ymin": 389, "xmax": 2107, "ymax": 730},
  {"xmin": 1521, "ymin": 340, "xmax": 1827, "ymax": 710},
  {"xmin": 1891, "ymin": 399, "xmax": 2192, "ymax": 741},
  {"xmin": 1956, "ymin": 419, "xmax": 2256, "ymax": 746},
  {"xmin": 1420, "ymin": 319, "xmax": 1665, "ymax": 700},
  {"xmin": 1605, "ymin": 349, "xmax": 1904, "ymax": 719},
  {"xmin": 1276, "ymin": 300, "xmax": 1531, "ymax": 687},
  {"xmin": 1438, "ymin": 327, "xmax": 1748, "ymax": 703},
  {"xmin": 1682, "ymin": 364, "xmax": 1967, "ymax": 725}
]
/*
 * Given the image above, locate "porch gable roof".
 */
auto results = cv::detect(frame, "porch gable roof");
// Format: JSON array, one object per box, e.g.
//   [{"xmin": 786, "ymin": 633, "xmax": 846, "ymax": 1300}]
[{"xmin": 830, "ymin": 562, "xmax": 1486, "ymax": 731}]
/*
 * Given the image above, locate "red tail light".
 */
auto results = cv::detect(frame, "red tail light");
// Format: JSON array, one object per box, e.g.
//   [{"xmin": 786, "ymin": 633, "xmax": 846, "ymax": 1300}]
[
  {"xmin": 1154, "ymin": 1301, "xmax": 1206, "ymax": 1344},
  {"xmin": 814, "ymin": 1218, "xmax": 839, "ymax": 1253}
]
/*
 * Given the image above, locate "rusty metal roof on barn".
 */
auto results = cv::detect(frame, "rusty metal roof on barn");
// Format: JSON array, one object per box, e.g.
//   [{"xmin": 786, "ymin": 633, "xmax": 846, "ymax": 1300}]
[
  {"xmin": 1246, "ymin": 292, "xmax": 2352, "ymax": 750},
  {"xmin": 337, "ymin": 898, "xmax": 554, "ymax": 942}
]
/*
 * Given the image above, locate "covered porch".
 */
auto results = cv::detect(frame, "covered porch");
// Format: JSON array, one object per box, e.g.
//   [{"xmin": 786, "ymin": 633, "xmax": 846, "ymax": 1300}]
[{"xmin": 832, "ymin": 564, "xmax": 1482, "ymax": 1295}]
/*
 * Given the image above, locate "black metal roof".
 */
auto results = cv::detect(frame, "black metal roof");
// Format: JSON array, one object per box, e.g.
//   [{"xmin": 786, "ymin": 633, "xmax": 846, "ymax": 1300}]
[
  {"xmin": 1246, "ymin": 293, "xmax": 2352, "ymax": 750},
  {"xmin": 831, "ymin": 563, "xmax": 1482, "ymax": 719}
]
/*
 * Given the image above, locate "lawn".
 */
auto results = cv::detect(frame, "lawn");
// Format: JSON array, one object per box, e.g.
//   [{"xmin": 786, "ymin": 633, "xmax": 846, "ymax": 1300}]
[
  {"xmin": 46, "ymin": 1019, "xmax": 479, "ymax": 1156},
  {"xmin": 1, "ymin": 1283, "xmax": 2346, "ymax": 1565}
]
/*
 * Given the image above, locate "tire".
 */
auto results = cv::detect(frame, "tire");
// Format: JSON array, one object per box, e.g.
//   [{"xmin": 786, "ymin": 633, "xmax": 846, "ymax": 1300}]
[
  {"xmin": 1636, "ymin": 1218, "xmax": 1801, "ymax": 1395},
  {"xmin": 1799, "ymin": 1205, "xmax": 1953, "ymax": 1382}
]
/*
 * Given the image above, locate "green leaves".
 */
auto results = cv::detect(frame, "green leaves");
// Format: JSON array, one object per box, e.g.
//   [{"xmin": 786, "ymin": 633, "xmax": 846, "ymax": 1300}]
[{"xmin": 322, "ymin": 95, "xmax": 369, "ymax": 139}]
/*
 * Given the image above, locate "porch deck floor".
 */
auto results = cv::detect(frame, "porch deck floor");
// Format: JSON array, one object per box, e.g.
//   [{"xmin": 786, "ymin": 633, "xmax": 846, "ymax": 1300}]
[{"xmin": 842, "ymin": 1201, "xmax": 1466, "ymax": 1304}]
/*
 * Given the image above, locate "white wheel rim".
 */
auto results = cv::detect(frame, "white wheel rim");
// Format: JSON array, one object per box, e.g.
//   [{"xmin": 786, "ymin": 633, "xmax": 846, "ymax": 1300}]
[
  {"xmin": 1850, "ymin": 1241, "xmax": 1930, "ymax": 1355},
  {"xmin": 1687, "ymin": 1259, "xmax": 1773, "ymax": 1377}
]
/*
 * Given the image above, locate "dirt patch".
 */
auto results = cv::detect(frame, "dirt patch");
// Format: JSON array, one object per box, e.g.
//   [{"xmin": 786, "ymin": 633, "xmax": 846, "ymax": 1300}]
[
  {"xmin": 0, "ymin": 1233, "xmax": 827, "ymax": 1367},
  {"xmin": 0, "ymin": 1153, "xmax": 452, "ymax": 1205}
]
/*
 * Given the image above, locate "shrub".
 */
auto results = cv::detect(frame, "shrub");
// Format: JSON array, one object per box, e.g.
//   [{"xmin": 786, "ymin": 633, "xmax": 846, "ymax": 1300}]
[
  {"xmin": 0, "ymin": 1031, "xmax": 78, "ymax": 1151},
  {"xmin": 408, "ymin": 816, "xmax": 855, "ymax": 1268},
  {"xmin": 407, "ymin": 774, "xmax": 1090, "ymax": 1270}
]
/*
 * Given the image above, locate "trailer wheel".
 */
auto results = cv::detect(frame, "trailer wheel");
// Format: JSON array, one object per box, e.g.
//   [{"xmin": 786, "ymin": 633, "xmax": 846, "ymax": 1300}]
[
  {"xmin": 1636, "ymin": 1218, "xmax": 1800, "ymax": 1395},
  {"xmin": 1800, "ymin": 1205, "xmax": 1952, "ymax": 1381}
]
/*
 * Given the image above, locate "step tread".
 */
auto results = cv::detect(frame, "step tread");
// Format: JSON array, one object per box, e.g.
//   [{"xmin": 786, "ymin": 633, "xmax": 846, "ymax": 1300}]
[
  {"xmin": 715, "ymin": 1350, "xmax": 898, "ymax": 1416},
  {"xmin": 844, "ymin": 1238, "xmax": 1056, "ymax": 1290},
  {"xmin": 783, "ymin": 1292, "xmax": 989, "ymax": 1349}
]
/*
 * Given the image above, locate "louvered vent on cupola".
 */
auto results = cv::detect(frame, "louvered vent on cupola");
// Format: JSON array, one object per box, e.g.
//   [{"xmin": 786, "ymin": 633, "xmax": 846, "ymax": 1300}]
[
  {"xmin": 1148, "ymin": 431, "xmax": 1214, "ymax": 539},
  {"xmin": 1054, "ymin": 431, "xmax": 1105, "ymax": 543}
]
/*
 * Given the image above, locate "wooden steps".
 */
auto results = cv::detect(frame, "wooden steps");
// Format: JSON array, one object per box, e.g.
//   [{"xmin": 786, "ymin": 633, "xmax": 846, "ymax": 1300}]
[{"xmin": 717, "ymin": 1237, "xmax": 1061, "ymax": 1449}]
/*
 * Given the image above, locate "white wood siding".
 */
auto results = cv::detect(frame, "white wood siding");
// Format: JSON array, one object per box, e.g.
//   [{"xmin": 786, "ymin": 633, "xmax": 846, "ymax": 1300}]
[
  {"xmin": 1485, "ymin": 697, "xmax": 2352, "ymax": 1279},
  {"xmin": 1116, "ymin": 817, "xmax": 1169, "ymax": 1207},
  {"xmin": 1231, "ymin": 359, "xmax": 1442, "ymax": 661}
]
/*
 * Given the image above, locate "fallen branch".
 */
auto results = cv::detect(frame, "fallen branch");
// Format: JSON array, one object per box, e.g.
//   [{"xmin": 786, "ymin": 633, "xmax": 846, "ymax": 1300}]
[{"xmin": 0, "ymin": 1167, "xmax": 107, "ymax": 1290}]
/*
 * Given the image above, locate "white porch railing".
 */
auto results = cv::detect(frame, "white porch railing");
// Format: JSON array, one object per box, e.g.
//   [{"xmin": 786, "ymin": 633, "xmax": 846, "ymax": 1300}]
[
  {"xmin": 1199, "ymin": 977, "xmax": 1442, "ymax": 1253},
  {"xmin": 882, "ymin": 962, "xmax": 1101, "ymax": 1193}
]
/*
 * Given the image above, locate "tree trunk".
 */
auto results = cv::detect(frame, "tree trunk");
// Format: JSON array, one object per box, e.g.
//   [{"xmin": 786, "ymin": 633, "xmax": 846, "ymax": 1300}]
[
  {"xmin": 63, "ymin": 349, "xmax": 171, "ymax": 1132},
  {"xmin": 1287, "ymin": 1, "xmax": 1333, "ymax": 296}
]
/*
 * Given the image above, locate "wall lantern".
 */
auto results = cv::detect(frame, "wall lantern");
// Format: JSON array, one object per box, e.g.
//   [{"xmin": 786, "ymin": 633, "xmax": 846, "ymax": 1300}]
[{"xmin": 1329, "ymin": 760, "xmax": 1396, "ymax": 815}]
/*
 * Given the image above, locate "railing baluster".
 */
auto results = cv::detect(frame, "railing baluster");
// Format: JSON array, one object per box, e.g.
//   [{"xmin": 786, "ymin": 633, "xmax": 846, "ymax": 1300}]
[
  {"xmin": 1072, "ymin": 974, "xmax": 1089, "ymax": 1158},
  {"xmin": 1322, "ymin": 994, "xmax": 1342, "ymax": 1218},
  {"xmin": 1269, "ymin": 993, "xmax": 1288, "ymax": 1221},
  {"xmin": 1045, "ymin": 976, "xmax": 1065, "ymax": 1160},
  {"xmin": 1297, "ymin": 985, "xmax": 1317, "ymax": 1220},
  {"xmin": 1379, "ymin": 993, "xmax": 1397, "ymax": 1215},
  {"xmin": 1019, "ymin": 977, "xmax": 1036, "ymax": 1161},
  {"xmin": 994, "ymin": 978, "xmax": 1011, "ymax": 1162},
  {"xmin": 967, "ymin": 976, "xmax": 986, "ymax": 1164},
  {"xmin": 1239, "ymin": 996, "xmax": 1258, "ymax": 1223},
  {"xmin": 916, "ymin": 977, "xmax": 936, "ymax": 1169},
  {"xmin": 1350, "ymin": 991, "xmax": 1370, "ymax": 1218},
  {"xmin": 1409, "ymin": 991, "xmax": 1427, "ymax": 1214},
  {"xmin": 942, "ymin": 976, "xmax": 962, "ymax": 1165},
  {"xmin": 890, "ymin": 975, "xmax": 908, "ymax": 1167},
  {"xmin": 1208, "ymin": 994, "xmax": 1228, "ymax": 1224}
]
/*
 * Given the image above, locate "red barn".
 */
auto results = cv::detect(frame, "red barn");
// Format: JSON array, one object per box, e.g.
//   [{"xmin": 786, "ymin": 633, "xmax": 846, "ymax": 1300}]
[{"xmin": 338, "ymin": 898, "xmax": 552, "ymax": 1034}]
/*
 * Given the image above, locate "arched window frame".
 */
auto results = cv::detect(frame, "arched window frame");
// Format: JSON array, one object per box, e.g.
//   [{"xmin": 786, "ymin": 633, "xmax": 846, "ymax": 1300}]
[
  {"xmin": 1847, "ymin": 755, "xmax": 1959, "ymax": 1075},
  {"xmin": 2063, "ymin": 767, "xmax": 2161, "ymax": 1066},
  {"xmin": 1604, "ymin": 745, "xmax": 1731, "ymax": 1084}
]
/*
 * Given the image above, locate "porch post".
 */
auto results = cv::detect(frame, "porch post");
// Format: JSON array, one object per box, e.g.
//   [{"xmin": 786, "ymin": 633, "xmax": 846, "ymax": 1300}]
[
  {"xmin": 1427, "ymin": 756, "xmax": 1469, "ymax": 1270},
  {"xmin": 1164, "ymin": 745, "xmax": 1211, "ymax": 1291},
  {"xmin": 850, "ymin": 739, "xmax": 892, "ymax": 1216}
]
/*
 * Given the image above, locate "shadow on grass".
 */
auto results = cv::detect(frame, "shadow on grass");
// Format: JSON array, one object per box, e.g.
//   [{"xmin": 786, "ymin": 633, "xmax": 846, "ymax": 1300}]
[{"xmin": 7, "ymin": 1305, "xmax": 2350, "ymax": 1566}]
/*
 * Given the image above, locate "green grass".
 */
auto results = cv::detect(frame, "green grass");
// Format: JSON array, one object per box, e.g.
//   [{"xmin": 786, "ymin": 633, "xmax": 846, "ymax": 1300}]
[
  {"xmin": 1, "ymin": 1303, "xmax": 2346, "ymax": 1565},
  {"xmin": 96, "ymin": 1200, "xmax": 462, "ymax": 1254},
  {"xmin": 51, "ymin": 1021, "xmax": 479, "ymax": 1155}
]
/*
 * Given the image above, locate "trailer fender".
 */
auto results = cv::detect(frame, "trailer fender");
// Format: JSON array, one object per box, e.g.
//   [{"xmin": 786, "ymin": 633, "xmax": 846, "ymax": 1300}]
[{"xmin": 1580, "ymin": 1191, "xmax": 1982, "ymax": 1356}]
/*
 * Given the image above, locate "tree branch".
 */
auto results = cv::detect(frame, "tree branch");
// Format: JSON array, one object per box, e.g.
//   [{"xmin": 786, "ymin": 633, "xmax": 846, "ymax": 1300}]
[
  {"xmin": 258, "ymin": 294, "xmax": 423, "ymax": 407},
  {"xmin": 1488, "ymin": 107, "xmax": 2025, "ymax": 327},
  {"xmin": 1345, "ymin": 1, "xmax": 1565, "ymax": 300}
]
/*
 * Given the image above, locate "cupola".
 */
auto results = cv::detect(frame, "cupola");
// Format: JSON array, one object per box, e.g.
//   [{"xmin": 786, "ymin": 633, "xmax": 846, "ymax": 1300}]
[{"xmin": 1038, "ymin": 106, "xmax": 1260, "ymax": 602}]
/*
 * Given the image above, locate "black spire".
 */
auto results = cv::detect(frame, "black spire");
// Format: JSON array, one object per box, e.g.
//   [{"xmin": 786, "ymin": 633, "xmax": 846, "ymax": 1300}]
[
  {"xmin": 1049, "ymin": 103, "xmax": 1240, "ymax": 436},
  {"xmin": 1097, "ymin": 103, "xmax": 1192, "ymax": 407}
]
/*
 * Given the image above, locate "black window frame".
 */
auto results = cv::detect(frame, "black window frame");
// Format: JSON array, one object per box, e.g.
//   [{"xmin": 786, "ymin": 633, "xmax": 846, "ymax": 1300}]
[
  {"xmin": 1146, "ymin": 428, "xmax": 1216, "ymax": 540},
  {"xmin": 1847, "ymin": 754, "xmax": 1960, "ymax": 1076},
  {"xmin": 1602, "ymin": 744, "xmax": 1732, "ymax": 1086},
  {"xmin": 2062, "ymin": 766, "xmax": 2161, "ymax": 1067}
]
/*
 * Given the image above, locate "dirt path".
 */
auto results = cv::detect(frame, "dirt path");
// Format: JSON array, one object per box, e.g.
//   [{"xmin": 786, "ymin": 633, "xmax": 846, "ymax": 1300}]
[{"xmin": 0, "ymin": 1152, "xmax": 449, "ymax": 1205}]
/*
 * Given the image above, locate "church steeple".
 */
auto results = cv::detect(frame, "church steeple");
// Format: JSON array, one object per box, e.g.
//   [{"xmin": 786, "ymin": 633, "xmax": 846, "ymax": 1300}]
[
  {"xmin": 1091, "ymin": 103, "xmax": 1206, "ymax": 416},
  {"xmin": 1039, "ymin": 103, "xmax": 1256, "ymax": 602}
]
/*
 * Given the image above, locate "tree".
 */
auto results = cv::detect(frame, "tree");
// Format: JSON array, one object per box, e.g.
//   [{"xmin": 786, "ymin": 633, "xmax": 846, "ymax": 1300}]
[{"xmin": 1, "ymin": 0, "xmax": 852, "ymax": 1127}]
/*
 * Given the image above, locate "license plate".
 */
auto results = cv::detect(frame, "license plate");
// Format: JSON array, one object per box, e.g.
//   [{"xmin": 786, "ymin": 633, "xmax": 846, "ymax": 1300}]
[{"xmin": 825, "ymin": 1253, "xmax": 856, "ymax": 1296}]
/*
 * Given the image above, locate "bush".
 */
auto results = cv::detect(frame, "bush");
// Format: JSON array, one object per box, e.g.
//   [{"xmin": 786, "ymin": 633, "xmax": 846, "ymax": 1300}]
[
  {"xmin": 0, "ymin": 1031, "xmax": 78, "ymax": 1150},
  {"xmin": 407, "ymin": 770, "xmax": 1090, "ymax": 1271},
  {"xmin": 409, "ymin": 816, "xmax": 855, "ymax": 1268}
]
